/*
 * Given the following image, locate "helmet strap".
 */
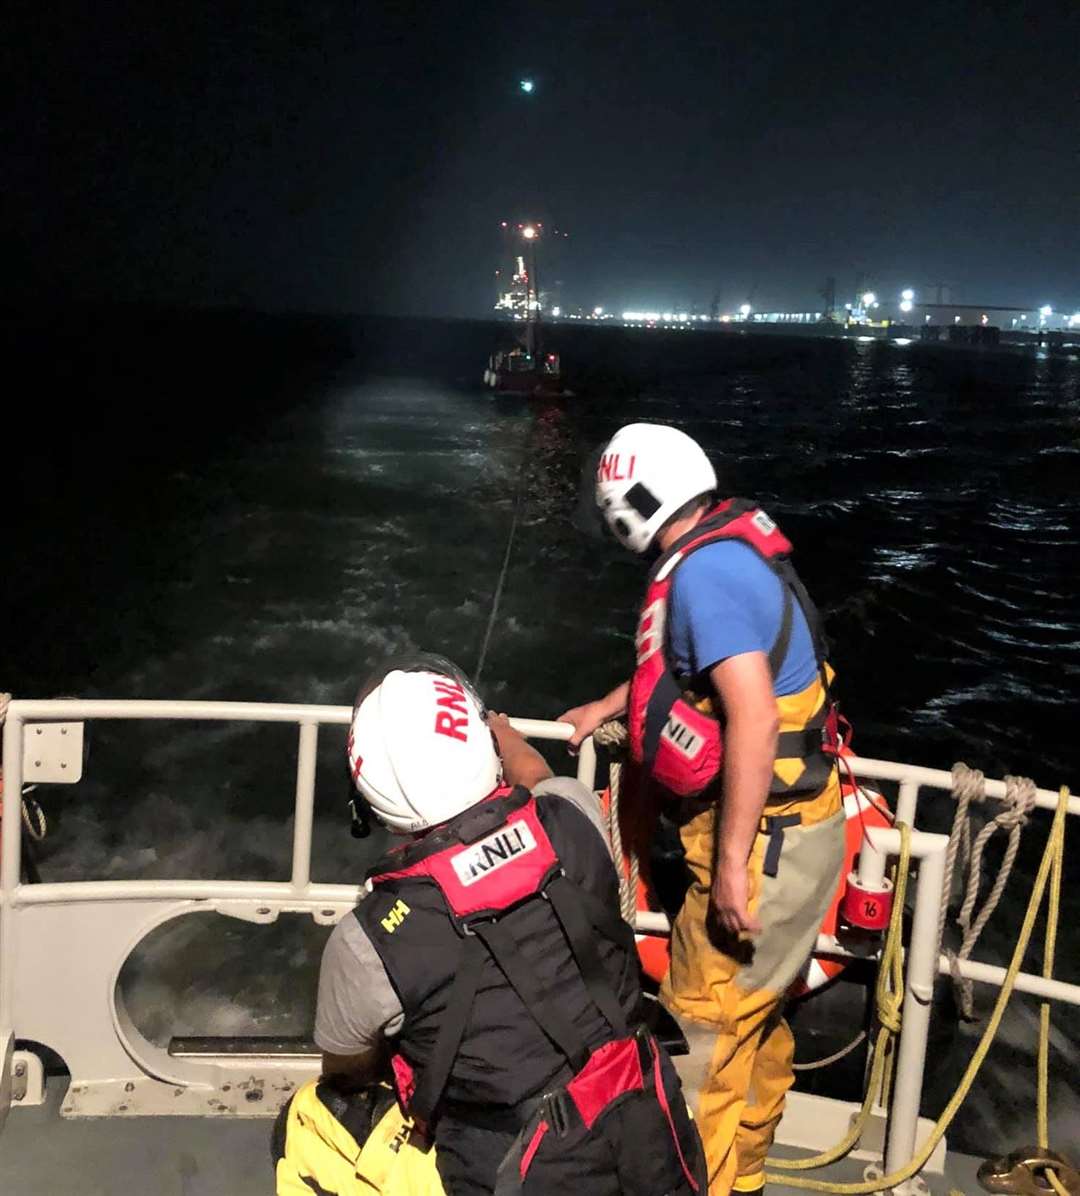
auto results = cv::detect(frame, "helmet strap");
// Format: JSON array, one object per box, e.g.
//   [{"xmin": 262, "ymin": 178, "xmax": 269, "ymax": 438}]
[{"xmin": 349, "ymin": 796, "xmax": 372, "ymax": 840}]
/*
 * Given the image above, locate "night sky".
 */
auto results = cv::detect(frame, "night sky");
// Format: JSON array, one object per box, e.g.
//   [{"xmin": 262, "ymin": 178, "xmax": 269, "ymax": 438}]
[{"xmin": 5, "ymin": 1, "xmax": 1078, "ymax": 318}]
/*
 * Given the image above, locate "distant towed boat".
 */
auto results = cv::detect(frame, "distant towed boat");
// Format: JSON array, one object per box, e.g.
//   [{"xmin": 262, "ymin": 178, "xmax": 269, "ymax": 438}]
[
  {"xmin": 483, "ymin": 344, "xmax": 563, "ymax": 395},
  {"xmin": 486, "ymin": 221, "xmax": 566, "ymax": 397}
]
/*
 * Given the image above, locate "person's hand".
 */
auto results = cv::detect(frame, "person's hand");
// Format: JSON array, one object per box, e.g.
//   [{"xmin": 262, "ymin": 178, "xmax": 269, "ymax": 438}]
[
  {"xmin": 710, "ymin": 862, "xmax": 762, "ymax": 937},
  {"xmin": 487, "ymin": 711, "xmax": 522, "ymax": 749},
  {"xmin": 556, "ymin": 700, "xmax": 609, "ymax": 749}
]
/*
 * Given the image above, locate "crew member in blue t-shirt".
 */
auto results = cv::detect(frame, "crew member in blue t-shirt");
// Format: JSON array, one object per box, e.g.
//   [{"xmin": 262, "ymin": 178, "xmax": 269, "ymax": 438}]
[{"xmin": 559, "ymin": 423, "xmax": 845, "ymax": 1196}]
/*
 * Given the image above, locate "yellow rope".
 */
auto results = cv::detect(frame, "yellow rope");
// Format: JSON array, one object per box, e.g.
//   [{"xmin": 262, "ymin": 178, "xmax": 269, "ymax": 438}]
[
  {"xmin": 764, "ymin": 785, "xmax": 1070, "ymax": 1194},
  {"xmin": 1037, "ymin": 793, "xmax": 1068, "ymax": 1196}
]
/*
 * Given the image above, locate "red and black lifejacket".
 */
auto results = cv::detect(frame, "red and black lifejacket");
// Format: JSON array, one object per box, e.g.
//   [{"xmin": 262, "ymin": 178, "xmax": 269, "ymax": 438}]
[
  {"xmin": 360, "ymin": 786, "xmax": 705, "ymax": 1195},
  {"xmin": 628, "ymin": 498, "xmax": 838, "ymax": 800}
]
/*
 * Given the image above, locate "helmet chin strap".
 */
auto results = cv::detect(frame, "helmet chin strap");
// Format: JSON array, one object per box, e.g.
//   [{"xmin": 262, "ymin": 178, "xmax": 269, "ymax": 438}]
[{"xmin": 348, "ymin": 796, "xmax": 371, "ymax": 839}]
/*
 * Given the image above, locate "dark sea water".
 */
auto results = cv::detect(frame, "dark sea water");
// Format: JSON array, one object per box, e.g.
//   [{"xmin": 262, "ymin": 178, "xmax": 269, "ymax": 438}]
[{"xmin": 7, "ymin": 311, "xmax": 1080, "ymax": 1154}]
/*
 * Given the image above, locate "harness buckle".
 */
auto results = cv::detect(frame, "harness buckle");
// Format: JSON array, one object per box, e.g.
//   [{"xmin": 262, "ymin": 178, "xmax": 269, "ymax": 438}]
[
  {"xmin": 458, "ymin": 914, "xmax": 496, "ymax": 938},
  {"xmin": 538, "ymin": 867, "xmax": 567, "ymax": 903},
  {"xmin": 542, "ymin": 1089, "xmax": 572, "ymax": 1137}
]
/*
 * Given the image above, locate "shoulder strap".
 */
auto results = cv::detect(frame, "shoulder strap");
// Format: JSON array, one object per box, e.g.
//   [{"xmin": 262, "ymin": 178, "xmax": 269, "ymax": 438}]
[
  {"xmin": 472, "ymin": 919, "xmax": 591, "ymax": 1071},
  {"xmin": 545, "ymin": 873, "xmax": 630, "ymax": 1039},
  {"xmin": 408, "ymin": 935, "xmax": 487, "ymax": 1124},
  {"xmin": 767, "ymin": 582, "xmax": 794, "ymax": 678}
]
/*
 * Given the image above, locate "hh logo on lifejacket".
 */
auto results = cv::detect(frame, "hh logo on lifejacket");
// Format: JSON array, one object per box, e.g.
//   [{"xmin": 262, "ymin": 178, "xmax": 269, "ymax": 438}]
[
  {"xmin": 381, "ymin": 898, "xmax": 411, "ymax": 933},
  {"xmin": 661, "ymin": 716, "xmax": 704, "ymax": 760},
  {"xmin": 451, "ymin": 820, "xmax": 537, "ymax": 887}
]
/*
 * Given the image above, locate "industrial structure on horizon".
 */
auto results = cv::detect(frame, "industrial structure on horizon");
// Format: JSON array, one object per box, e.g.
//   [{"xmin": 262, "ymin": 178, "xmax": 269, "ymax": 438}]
[{"xmin": 491, "ymin": 229, "xmax": 1079, "ymax": 333}]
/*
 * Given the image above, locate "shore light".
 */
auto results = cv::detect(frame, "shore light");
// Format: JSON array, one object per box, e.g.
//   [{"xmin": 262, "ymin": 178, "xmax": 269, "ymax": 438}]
[
  {"xmin": 900, "ymin": 300, "xmax": 914, "ymax": 313},
  {"xmin": 520, "ymin": 79, "xmax": 535, "ymax": 94},
  {"xmin": 901, "ymin": 288, "xmax": 915, "ymax": 301},
  {"xmin": 1039, "ymin": 305, "xmax": 1053, "ymax": 317},
  {"xmin": 862, "ymin": 292, "xmax": 876, "ymax": 307},
  {"xmin": 739, "ymin": 303, "xmax": 752, "ymax": 317},
  {"xmin": 522, "ymin": 226, "xmax": 537, "ymax": 240}
]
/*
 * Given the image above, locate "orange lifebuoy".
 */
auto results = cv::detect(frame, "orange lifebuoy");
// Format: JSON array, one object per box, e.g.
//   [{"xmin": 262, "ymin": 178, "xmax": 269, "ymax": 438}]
[
  {"xmin": 600, "ymin": 758, "xmax": 893, "ymax": 999},
  {"xmin": 787, "ymin": 783, "xmax": 893, "ymax": 998}
]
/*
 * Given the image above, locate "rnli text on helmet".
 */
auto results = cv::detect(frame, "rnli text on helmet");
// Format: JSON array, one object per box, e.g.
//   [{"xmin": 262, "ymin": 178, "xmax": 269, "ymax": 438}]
[
  {"xmin": 433, "ymin": 675, "xmax": 470, "ymax": 742},
  {"xmin": 597, "ymin": 452, "xmax": 636, "ymax": 481}
]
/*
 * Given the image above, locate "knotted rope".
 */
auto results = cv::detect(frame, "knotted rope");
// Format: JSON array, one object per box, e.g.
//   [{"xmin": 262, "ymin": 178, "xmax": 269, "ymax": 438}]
[
  {"xmin": 940, "ymin": 762, "xmax": 1037, "ymax": 1019},
  {"xmin": 593, "ymin": 720, "xmax": 640, "ymax": 925}
]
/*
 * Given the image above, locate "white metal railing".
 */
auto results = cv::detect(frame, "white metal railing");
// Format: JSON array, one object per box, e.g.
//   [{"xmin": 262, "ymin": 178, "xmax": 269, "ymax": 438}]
[
  {"xmin": 0, "ymin": 699, "xmax": 596, "ymax": 1000},
  {"xmin": 0, "ymin": 699, "xmax": 1076, "ymax": 1177},
  {"xmin": 0, "ymin": 699, "xmax": 596, "ymax": 1118}
]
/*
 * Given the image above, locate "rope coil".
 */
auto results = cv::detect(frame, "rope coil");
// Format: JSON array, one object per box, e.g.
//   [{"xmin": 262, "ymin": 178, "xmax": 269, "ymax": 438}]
[
  {"xmin": 941, "ymin": 763, "xmax": 1037, "ymax": 1019},
  {"xmin": 593, "ymin": 720, "xmax": 639, "ymax": 925}
]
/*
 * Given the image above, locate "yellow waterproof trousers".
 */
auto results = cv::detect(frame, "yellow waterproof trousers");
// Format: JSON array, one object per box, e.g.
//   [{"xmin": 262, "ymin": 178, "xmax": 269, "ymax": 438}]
[{"xmin": 660, "ymin": 777, "xmax": 844, "ymax": 1195}]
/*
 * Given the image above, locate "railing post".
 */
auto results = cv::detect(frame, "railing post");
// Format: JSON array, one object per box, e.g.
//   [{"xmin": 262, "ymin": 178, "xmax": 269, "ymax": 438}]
[
  {"xmin": 0, "ymin": 712, "xmax": 24, "ymax": 1031},
  {"xmin": 577, "ymin": 735, "xmax": 597, "ymax": 791},
  {"xmin": 881, "ymin": 828, "xmax": 949, "ymax": 1178},
  {"xmin": 896, "ymin": 778, "xmax": 920, "ymax": 826},
  {"xmin": 290, "ymin": 722, "xmax": 319, "ymax": 893}
]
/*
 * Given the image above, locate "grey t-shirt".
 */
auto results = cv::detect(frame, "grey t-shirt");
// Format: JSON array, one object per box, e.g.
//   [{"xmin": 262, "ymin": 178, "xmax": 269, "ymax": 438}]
[{"xmin": 314, "ymin": 776, "xmax": 610, "ymax": 1060}]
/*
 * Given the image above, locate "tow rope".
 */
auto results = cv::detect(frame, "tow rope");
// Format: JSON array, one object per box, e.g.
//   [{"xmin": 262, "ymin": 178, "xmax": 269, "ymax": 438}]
[
  {"xmin": 473, "ymin": 479, "xmax": 525, "ymax": 687},
  {"xmin": 474, "ymin": 425, "xmax": 533, "ymax": 686}
]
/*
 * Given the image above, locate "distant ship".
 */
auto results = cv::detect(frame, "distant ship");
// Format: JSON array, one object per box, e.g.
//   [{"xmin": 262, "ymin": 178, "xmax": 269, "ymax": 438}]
[{"xmin": 483, "ymin": 336, "xmax": 563, "ymax": 397}]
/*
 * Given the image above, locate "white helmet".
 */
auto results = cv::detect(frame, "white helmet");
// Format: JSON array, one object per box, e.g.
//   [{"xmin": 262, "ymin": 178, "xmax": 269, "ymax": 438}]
[
  {"xmin": 347, "ymin": 655, "xmax": 501, "ymax": 834},
  {"xmin": 595, "ymin": 423, "xmax": 717, "ymax": 553}
]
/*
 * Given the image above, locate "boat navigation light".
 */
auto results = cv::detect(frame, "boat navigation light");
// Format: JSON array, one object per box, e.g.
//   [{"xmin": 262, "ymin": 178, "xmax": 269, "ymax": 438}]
[{"xmin": 520, "ymin": 79, "xmax": 535, "ymax": 94}]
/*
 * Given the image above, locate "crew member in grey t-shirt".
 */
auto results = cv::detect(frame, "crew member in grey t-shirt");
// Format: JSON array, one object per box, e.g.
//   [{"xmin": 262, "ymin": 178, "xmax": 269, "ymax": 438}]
[{"xmin": 314, "ymin": 713, "xmax": 611, "ymax": 1074}]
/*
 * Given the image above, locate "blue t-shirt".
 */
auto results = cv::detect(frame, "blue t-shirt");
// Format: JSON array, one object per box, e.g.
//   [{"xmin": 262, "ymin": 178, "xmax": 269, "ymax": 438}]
[{"xmin": 667, "ymin": 540, "xmax": 818, "ymax": 697}]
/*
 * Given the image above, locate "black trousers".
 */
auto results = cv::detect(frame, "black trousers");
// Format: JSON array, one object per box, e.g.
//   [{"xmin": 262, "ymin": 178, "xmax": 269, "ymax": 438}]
[{"xmin": 436, "ymin": 1043, "xmax": 705, "ymax": 1196}]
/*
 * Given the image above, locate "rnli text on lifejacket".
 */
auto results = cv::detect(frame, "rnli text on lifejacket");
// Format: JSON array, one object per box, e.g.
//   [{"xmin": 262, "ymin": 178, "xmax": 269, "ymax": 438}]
[{"xmin": 451, "ymin": 821, "xmax": 538, "ymax": 887}]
